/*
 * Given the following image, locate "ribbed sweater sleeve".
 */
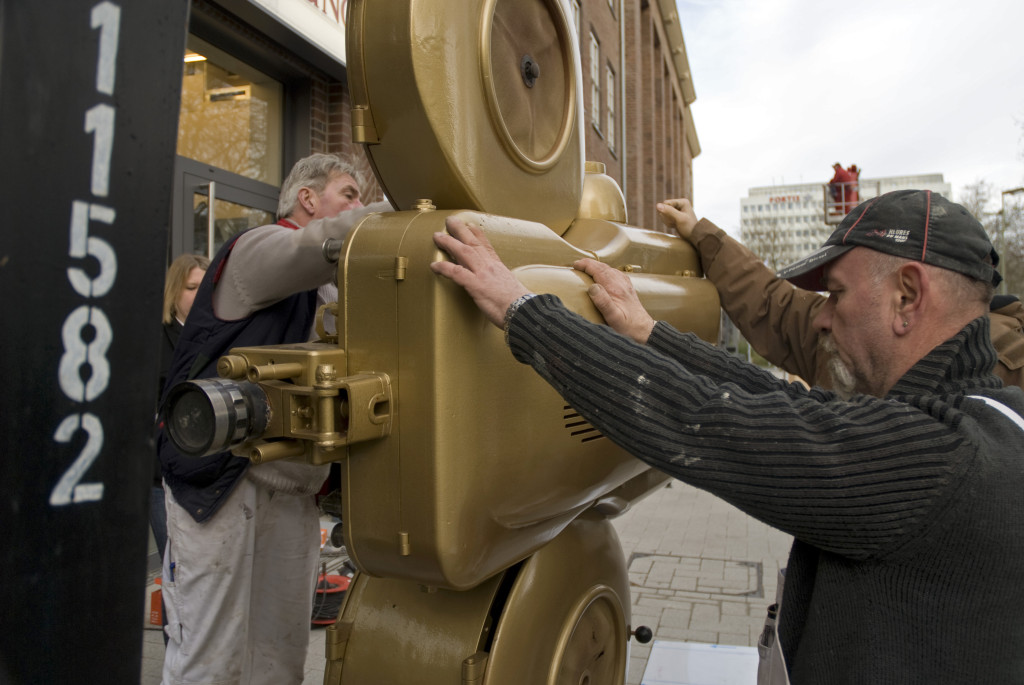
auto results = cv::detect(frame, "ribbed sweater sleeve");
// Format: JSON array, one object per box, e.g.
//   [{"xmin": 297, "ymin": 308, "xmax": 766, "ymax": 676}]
[
  {"xmin": 506, "ymin": 294, "xmax": 974, "ymax": 561},
  {"xmin": 689, "ymin": 219, "xmax": 828, "ymax": 385},
  {"xmin": 213, "ymin": 201, "xmax": 390, "ymax": 320}
]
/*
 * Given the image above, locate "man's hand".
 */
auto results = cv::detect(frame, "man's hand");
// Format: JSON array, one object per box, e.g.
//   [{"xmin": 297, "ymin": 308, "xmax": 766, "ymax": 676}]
[
  {"xmin": 431, "ymin": 216, "xmax": 531, "ymax": 328},
  {"xmin": 657, "ymin": 198, "xmax": 699, "ymax": 241},
  {"xmin": 573, "ymin": 258, "xmax": 655, "ymax": 345}
]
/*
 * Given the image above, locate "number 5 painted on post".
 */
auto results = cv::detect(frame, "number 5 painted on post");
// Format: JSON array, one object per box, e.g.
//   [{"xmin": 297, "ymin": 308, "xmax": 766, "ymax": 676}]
[{"xmin": 67, "ymin": 200, "xmax": 117, "ymax": 298}]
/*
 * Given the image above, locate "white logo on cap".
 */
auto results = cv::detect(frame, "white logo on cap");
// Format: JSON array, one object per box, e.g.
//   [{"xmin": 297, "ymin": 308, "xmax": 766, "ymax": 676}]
[{"xmin": 870, "ymin": 228, "xmax": 910, "ymax": 243}]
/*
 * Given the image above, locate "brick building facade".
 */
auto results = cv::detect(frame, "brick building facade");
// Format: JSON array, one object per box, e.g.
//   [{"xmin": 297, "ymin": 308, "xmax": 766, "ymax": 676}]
[
  {"xmin": 575, "ymin": 0, "xmax": 700, "ymax": 229},
  {"xmin": 170, "ymin": 0, "xmax": 698, "ymax": 260}
]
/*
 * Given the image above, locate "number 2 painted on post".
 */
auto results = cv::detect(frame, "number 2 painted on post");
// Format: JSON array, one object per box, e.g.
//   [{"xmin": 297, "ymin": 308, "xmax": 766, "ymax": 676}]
[{"xmin": 50, "ymin": 413, "xmax": 105, "ymax": 505}]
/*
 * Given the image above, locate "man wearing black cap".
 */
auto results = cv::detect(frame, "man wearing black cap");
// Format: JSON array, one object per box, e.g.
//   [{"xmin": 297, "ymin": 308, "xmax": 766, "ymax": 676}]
[
  {"xmin": 430, "ymin": 190, "xmax": 1024, "ymax": 682},
  {"xmin": 658, "ymin": 190, "xmax": 1024, "ymax": 681},
  {"xmin": 655, "ymin": 194, "xmax": 1024, "ymax": 391},
  {"xmin": 773, "ymin": 189, "xmax": 1003, "ymax": 398}
]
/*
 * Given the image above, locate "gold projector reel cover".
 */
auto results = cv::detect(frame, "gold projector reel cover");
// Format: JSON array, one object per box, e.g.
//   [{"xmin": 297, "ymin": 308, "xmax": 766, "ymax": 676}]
[
  {"xmin": 483, "ymin": 0, "xmax": 576, "ymax": 172},
  {"xmin": 348, "ymin": 0, "xmax": 584, "ymax": 234}
]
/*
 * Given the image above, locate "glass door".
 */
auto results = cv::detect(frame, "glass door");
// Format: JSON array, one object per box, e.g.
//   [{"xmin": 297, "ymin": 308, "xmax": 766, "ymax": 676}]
[
  {"xmin": 169, "ymin": 34, "xmax": 285, "ymax": 261},
  {"xmin": 179, "ymin": 35, "xmax": 283, "ymax": 186},
  {"xmin": 173, "ymin": 157, "xmax": 280, "ymax": 260},
  {"xmin": 192, "ymin": 186, "xmax": 275, "ymax": 259}
]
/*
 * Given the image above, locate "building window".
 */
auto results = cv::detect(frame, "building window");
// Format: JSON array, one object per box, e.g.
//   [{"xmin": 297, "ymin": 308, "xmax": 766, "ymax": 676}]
[
  {"xmin": 589, "ymin": 32, "xmax": 600, "ymax": 131},
  {"xmin": 179, "ymin": 35, "xmax": 283, "ymax": 185},
  {"xmin": 606, "ymin": 64, "xmax": 616, "ymax": 151}
]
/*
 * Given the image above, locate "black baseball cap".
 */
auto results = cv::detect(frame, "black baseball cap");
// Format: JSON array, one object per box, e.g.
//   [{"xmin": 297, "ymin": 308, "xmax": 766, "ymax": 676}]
[{"xmin": 777, "ymin": 189, "xmax": 1002, "ymax": 291}]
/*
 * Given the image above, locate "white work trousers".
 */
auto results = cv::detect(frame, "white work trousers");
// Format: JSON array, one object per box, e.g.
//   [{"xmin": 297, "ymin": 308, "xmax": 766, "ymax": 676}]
[{"xmin": 161, "ymin": 475, "xmax": 320, "ymax": 685}]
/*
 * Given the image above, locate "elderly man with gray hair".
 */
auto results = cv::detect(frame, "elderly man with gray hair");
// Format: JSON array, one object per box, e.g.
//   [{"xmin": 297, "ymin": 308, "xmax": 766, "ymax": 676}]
[
  {"xmin": 431, "ymin": 190, "xmax": 1024, "ymax": 682},
  {"xmin": 158, "ymin": 153, "xmax": 389, "ymax": 685}
]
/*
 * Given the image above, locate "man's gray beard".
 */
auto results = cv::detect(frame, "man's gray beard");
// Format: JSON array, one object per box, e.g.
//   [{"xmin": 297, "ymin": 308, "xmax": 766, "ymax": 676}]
[{"xmin": 820, "ymin": 335, "xmax": 856, "ymax": 400}]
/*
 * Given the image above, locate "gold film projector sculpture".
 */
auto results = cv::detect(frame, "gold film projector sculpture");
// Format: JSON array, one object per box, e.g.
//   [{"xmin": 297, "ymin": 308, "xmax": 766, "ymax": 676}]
[{"xmin": 163, "ymin": 0, "xmax": 721, "ymax": 682}]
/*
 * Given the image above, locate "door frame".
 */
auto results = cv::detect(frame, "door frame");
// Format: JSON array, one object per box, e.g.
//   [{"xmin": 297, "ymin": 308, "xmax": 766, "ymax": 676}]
[{"xmin": 170, "ymin": 155, "xmax": 281, "ymax": 260}]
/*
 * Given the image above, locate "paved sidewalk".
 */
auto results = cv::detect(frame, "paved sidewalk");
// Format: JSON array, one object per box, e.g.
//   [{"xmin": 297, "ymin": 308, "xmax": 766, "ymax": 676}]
[
  {"xmin": 140, "ymin": 480, "xmax": 792, "ymax": 684},
  {"xmin": 614, "ymin": 482, "xmax": 792, "ymax": 684}
]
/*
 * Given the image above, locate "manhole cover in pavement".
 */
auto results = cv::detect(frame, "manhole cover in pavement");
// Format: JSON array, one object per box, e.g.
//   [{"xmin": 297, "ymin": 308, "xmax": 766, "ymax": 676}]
[{"xmin": 628, "ymin": 553, "xmax": 764, "ymax": 599}]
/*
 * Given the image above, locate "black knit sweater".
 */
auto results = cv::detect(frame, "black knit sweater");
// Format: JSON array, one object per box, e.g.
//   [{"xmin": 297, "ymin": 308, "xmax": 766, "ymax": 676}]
[{"xmin": 507, "ymin": 294, "xmax": 1024, "ymax": 684}]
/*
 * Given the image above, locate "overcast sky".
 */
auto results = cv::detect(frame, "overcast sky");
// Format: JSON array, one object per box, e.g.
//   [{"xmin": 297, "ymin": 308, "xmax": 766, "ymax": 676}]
[{"xmin": 676, "ymin": 0, "xmax": 1024, "ymax": 238}]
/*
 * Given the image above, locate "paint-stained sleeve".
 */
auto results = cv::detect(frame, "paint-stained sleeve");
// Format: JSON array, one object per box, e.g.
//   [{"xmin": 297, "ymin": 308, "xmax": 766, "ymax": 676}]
[{"xmin": 505, "ymin": 293, "xmax": 969, "ymax": 561}]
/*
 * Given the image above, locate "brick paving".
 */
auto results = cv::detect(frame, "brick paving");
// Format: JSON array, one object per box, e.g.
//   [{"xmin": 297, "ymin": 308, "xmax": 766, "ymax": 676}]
[
  {"xmin": 612, "ymin": 481, "xmax": 793, "ymax": 684},
  {"xmin": 141, "ymin": 480, "xmax": 793, "ymax": 684}
]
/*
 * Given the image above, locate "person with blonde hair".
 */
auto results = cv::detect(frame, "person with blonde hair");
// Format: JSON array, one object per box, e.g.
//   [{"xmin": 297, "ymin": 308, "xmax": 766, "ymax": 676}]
[
  {"xmin": 152, "ymin": 253, "xmax": 210, "ymax": 565},
  {"xmin": 161, "ymin": 253, "xmax": 210, "ymax": 327}
]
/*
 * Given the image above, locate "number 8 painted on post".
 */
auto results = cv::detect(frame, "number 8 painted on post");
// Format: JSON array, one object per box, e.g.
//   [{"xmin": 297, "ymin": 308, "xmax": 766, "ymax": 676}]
[{"xmin": 58, "ymin": 305, "xmax": 112, "ymax": 403}]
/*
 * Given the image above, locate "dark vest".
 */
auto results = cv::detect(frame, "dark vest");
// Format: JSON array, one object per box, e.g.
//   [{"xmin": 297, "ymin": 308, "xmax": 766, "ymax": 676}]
[{"xmin": 157, "ymin": 230, "xmax": 317, "ymax": 522}]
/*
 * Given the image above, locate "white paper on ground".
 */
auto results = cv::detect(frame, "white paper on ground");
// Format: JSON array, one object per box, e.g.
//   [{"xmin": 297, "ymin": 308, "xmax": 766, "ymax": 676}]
[{"xmin": 642, "ymin": 641, "xmax": 758, "ymax": 685}]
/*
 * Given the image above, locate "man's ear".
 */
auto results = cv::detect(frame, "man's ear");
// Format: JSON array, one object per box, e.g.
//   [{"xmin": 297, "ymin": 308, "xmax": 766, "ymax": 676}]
[
  {"xmin": 298, "ymin": 187, "xmax": 316, "ymax": 215},
  {"xmin": 893, "ymin": 262, "xmax": 927, "ymax": 336}
]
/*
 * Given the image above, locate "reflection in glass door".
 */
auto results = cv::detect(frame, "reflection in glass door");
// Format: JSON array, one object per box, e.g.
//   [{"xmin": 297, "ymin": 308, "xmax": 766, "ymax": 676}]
[
  {"xmin": 169, "ymin": 33, "xmax": 285, "ymax": 263},
  {"xmin": 192, "ymin": 183, "xmax": 275, "ymax": 258},
  {"xmin": 173, "ymin": 158, "xmax": 281, "ymax": 261},
  {"xmin": 179, "ymin": 35, "xmax": 283, "ymax": 185}
]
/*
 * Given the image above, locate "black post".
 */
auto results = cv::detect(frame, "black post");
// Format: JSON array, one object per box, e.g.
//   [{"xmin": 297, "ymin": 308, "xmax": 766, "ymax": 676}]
[{"xmin": 0, "ymin": 0, "xmax": 189, "ymax": 681}]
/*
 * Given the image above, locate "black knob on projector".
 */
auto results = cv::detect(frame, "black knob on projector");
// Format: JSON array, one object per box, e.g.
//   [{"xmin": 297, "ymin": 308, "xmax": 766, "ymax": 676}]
[{"xmin": 631, "ymin": 625, "xmax": 653, "ymax": 644}]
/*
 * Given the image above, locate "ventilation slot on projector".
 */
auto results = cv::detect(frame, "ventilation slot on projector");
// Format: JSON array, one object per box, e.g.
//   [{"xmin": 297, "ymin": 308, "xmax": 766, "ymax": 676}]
[{"xmin": 563, "ymin": 406, "xmax": 605, "ymax": 443}]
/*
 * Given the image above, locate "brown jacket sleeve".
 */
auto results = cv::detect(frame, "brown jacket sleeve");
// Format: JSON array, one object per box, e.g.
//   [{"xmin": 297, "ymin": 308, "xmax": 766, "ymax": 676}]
[
  {"xmin": 688, "ymin": 219, "xmax": 1024, "ymax": 391},
  {"xmin": 688, "ymin": 218, "xmax": 829, "ymax": 387},
  {"xmin": 990, "ymin": 300, "xmax": 1024, "ymax": 388}
]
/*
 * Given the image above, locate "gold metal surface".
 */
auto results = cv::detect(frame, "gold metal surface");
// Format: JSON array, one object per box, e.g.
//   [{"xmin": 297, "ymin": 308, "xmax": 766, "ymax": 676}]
[
  {"xmin": 333, "ymin": 208, "xmax": 719, "ymax": 591},
  {"xmin": 482, "ymin": 0, "xmax": 576, "ymax": 171},
  {"xmin": 330, "ymin": 514, "xmax": 630, "ymax": 684},
  {"xmin": 462, "ymin": 653, "xmax": 489, "ymax": 684},
  {"xmin": 484, "ymin": 514, "xmax": 630, "ymax": 684},
  {"xmin": 214, "ymin": 207, "xmax": 718, "ymax": 590},
  {"xmin": 195, "ymin": 2, "xmax": 722, "ymax": 681},
  {"xmin": 246, "ymin": 362, "xmax": 302, "ymax": 382},
  {"xmin": 326, "ymin": 568, "xmax": 505, "ymax": 684},
  {"xmin": 346, "ymin": 0, "xmax": 584, "ymax": 234},
  {"xmin": 248, "ymin": 440, "xmax": 304, "ymax": 465},
  {"xmin": 579, "ymin": 161, "xmax": 628, "ymax": 223},
  {"xmin": 345, "ymin": 0, "xmax": 378, "ymax": 145},
  {"xmin": 217, "ymin": 344, "xmax": 392, "ymax": 464}
]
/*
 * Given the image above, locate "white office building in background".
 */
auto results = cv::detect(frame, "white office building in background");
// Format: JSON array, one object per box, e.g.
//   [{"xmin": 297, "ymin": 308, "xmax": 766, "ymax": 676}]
[{"xmin": 739, "ymin": 174, "xmax": 952, "ymax": 269}]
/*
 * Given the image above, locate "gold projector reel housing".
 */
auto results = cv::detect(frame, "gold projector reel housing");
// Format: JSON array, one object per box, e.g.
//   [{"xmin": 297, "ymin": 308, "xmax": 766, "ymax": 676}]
[
  {"xmin": 347, "ymin": 0, "xmax": 584, "ymax": 233},
  {"xmin": 482, "ymin": 0, "xmax": 577, "ymax": 172}
]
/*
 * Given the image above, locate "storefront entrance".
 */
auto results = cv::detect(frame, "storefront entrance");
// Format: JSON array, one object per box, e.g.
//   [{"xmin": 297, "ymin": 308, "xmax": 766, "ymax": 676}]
[
  {"xmin": 169, "ymin": 33, "xmax": 284, "ymax": 260},
  {"xmin": 172, "ymin": 157, "xmax": 279, "ymax": 259}
]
